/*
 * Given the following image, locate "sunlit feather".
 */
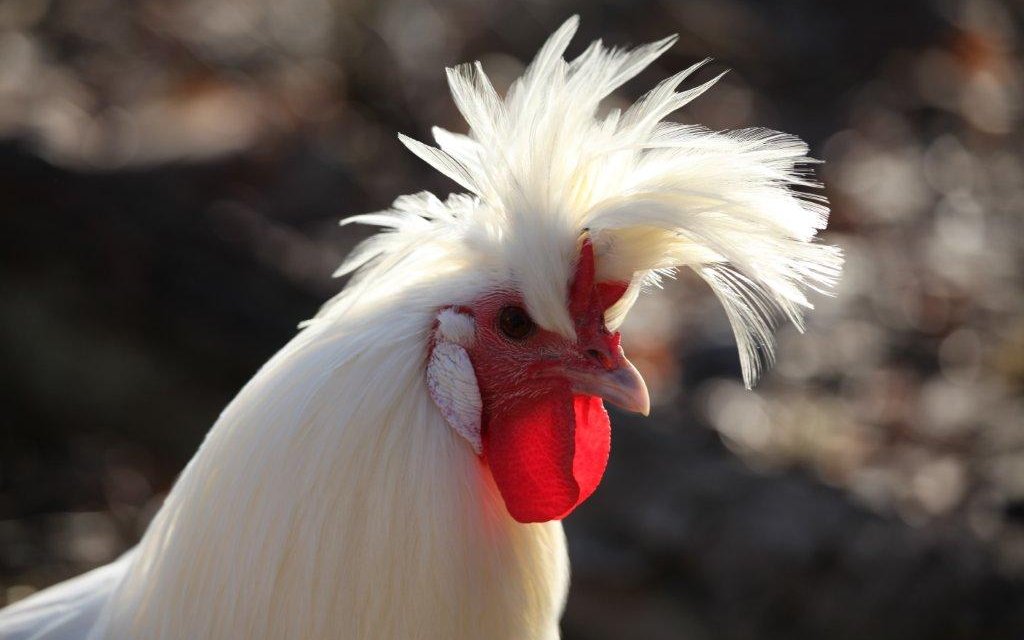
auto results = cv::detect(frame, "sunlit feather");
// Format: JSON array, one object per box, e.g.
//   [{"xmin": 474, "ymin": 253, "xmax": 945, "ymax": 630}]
[{"xmin": 342, "ymin": 15, "xmax": 842, "ymax": 386}]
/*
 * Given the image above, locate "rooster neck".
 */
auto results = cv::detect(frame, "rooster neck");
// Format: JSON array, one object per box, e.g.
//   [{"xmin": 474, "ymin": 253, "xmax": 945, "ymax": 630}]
[{"xmin": 102, "ymin": 313, "xmax": 569, "ymax": 640}]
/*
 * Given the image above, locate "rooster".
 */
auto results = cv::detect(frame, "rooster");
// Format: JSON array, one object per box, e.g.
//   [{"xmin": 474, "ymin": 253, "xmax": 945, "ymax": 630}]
[{"xmin": 0, "ymin": 17, "xmax": 841, "ymax": 640}]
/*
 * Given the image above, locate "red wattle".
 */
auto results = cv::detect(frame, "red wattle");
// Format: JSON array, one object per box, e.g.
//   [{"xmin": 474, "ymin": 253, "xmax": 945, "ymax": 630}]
[
  {"xmin": 570, "ymin": 394, "xmax": 611, "ymax": 505},
  {"xmin": 483, "ymin": 390, "xmax": 611, "ymax": 523}
]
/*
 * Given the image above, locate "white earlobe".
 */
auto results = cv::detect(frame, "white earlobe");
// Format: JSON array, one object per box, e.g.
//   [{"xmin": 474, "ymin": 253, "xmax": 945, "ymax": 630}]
[{"xmin": 427, "ymin": 311, "xmax": 483, "ymax": 454}]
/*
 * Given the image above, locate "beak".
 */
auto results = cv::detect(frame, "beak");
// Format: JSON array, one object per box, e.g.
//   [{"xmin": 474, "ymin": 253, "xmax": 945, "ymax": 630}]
[{"xmin": 566, "ymin": 349, "xmax": 651, "ymax": 416}]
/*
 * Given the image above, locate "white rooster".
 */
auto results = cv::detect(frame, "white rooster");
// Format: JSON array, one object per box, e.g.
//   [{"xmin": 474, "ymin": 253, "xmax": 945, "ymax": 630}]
[{"xmin": 0, "ymin": 17, "xmax": 841, "ymax": 640}]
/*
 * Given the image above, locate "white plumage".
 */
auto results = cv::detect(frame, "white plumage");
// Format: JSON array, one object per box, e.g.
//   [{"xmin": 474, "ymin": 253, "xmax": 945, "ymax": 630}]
[
  {"xmin": 337, "ymin": 16, "xmax": 840, "ymax": 385},
  {"xmin": 0, "ymin": 16, "xmax": 840, "ymax": 640}
]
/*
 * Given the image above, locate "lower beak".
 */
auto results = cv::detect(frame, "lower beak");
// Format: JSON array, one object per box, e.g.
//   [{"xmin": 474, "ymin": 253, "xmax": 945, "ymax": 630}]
[{"xmin": 566, "ymin": 352, "xmax": 651, "ymax": 416}]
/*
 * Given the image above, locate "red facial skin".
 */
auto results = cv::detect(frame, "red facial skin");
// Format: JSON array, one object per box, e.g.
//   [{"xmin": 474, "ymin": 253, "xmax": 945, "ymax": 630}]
[{"xmin": 463, "ymin": 243, "xmax": 630, "ymax": 523}]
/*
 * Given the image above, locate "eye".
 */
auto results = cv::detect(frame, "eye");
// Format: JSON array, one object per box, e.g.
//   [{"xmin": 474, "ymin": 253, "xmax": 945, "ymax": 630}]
[{"xmin": 498, "ymin": 306, "xmax": 535, "ymax": 341}]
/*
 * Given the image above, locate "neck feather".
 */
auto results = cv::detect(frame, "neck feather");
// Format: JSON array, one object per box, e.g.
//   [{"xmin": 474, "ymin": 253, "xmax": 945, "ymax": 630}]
[{"xmin": 101, "ymin": 304, "xmax": 568, "ymax": 639}]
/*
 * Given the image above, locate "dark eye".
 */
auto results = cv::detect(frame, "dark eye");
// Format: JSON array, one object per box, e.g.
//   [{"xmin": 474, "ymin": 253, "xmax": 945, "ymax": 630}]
[{"xmin": 498, "ymin": 306, "xmax": 535, "ymax": 341}]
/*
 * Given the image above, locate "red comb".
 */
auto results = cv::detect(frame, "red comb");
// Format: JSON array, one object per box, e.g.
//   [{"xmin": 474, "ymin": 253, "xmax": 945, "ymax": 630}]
[
  {"xmin": 569, "ymin": 239, "xmax": 627, "ymax": 317},
  {"xmin": 569, "ymin": 240, "xmax": 596, "ymax": 317}
]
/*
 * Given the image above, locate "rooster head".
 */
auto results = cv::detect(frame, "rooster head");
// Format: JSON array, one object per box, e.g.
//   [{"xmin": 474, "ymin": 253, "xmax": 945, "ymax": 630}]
[
  {"xmin": 329, "ymin": 17, "xmax": 843, "ymax": 524},
  {"xmin": 428, "ymin": 239, "xmax": 648, "ymax": 523}
]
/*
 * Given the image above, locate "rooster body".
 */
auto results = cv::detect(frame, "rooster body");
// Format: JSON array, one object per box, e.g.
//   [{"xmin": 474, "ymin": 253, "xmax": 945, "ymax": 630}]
[{"xmin": 0, "ymin": 17, "xmax": 840, "ymax": 640}]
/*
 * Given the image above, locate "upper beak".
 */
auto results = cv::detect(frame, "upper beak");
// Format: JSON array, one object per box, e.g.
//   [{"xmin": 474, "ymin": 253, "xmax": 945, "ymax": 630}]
[{"xmin": 566, "ymin": 348, "xmax": 651, "ymax": 416}]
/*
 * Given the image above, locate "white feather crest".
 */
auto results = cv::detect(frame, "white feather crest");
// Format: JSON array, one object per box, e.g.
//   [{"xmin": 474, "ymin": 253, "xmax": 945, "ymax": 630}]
[{"xmin": 335, "ymin": 16, "xmax": 843, "ymax": 387}]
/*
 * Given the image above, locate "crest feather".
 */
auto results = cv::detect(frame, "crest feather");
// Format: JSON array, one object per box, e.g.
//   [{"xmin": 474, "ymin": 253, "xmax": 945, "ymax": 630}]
[{"xmin": 335, "ymin": 17, "xmax": 843, "ymax": 387}]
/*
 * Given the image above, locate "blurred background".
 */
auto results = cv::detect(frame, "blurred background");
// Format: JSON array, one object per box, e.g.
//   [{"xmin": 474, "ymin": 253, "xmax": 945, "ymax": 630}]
[{"xmin": 0, "ymin": 0, "xmax": 1022, "ymax": 638}]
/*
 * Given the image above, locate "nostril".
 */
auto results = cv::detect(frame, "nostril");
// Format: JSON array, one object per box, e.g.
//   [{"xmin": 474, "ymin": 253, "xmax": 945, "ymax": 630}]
[{"xmin": 584, "ymin": 348, "xmax": 615, "ymax": 370}]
